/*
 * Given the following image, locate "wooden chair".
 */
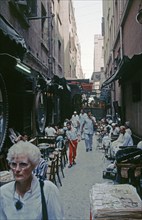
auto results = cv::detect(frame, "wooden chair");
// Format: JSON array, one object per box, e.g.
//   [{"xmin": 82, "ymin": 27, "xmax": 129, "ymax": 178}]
[
  {"xmin": 55, "ymin": 148, "xmax": 65, "ymax": 178},
  {"xmin": 46, "ymin": 159, "xmax": 56, "ymax": 183},
  {"xmin": 62, "ymin": 142, "xmax": 68, "ymax": 167},
  {"xmin": 49, "ymin": 151, "xmax": 62, "ymax": 186}
]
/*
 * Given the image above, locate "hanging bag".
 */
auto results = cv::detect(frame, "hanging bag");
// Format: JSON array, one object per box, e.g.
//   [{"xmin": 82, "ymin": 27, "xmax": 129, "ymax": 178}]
[{"xmin": 39, "ymin": 179, "xmax": 48, "ymax": 220}]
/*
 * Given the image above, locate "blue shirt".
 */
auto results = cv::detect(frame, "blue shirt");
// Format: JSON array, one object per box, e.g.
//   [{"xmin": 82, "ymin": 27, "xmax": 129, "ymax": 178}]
[{"xmin": 0, "ymin": 175, "xmax": 64, "ymax": 220}]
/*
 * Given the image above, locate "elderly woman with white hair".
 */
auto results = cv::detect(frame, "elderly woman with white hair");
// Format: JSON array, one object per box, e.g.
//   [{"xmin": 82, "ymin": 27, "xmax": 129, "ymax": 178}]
[{"xmin": 0, "ymin": 141, "xmax": 64, "ymax": 220}]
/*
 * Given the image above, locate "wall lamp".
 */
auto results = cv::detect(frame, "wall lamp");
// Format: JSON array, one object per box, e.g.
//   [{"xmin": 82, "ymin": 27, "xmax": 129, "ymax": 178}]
[
  {"xmin": 136, "ymin": 9, "xmax": 142, "ymax": 24},
  {"xmin": 28, "ymin": 14, "xmax": 55, "ymax": 21},
  {"xmin": 16, "ymin": 59, "xmax": 31, "ymax": 74}
]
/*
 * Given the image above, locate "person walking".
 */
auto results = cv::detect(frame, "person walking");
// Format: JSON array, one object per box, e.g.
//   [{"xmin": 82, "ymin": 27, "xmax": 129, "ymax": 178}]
[
  {"xmin": 81, "ymin": 111, "xmax": 96, "ymax": 152},
  {"xmin": 0, "ymin": 141, "xmax": 64, "ymax": 220},
  {"xmin": 66, "ymin": 121, "xmax": 80, "ymax": 168},
  {"xmin": 79, "ymin": 109, "xmax": 87, "ymax": 139},
  {"xmin": 70, "ymin": 111, "xmax": 80, "ymax": 132}
]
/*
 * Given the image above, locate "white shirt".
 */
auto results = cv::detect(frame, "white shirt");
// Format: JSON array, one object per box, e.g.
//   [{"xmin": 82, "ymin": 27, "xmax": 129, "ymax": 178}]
[
  {"xmin": 45, "ymin": 126, "xmax": 56, "ymax": 136},
  {"xmin": 79, "ymin": 113, "xmax": 87, "ymax": 124},
  {"xmin": 71, "ymin": 115, "xmax": 80, "ymax": 128},
  {"xmin": 66, "ymin": 126, "xmax": 79, "ymax": 141},
  {"xmin": 102, "ymin": 135, "xmax": 111, "ymax": 148},
  {"xmin": 83, "ymin": 116, "xmax": 96, "ymax": 134},
  {"xmin": 0, "ymin": 175, "xmax": 64, "ymax": 220}
]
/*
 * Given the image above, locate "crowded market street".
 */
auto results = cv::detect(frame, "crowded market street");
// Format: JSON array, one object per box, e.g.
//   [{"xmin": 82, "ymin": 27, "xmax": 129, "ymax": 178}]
[{"xmin": 59, "ymin": 134, "xmax": 113, "ymax": 220}]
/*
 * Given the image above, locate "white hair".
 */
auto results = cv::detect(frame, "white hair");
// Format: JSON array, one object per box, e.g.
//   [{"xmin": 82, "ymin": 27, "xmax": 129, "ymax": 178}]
[{"xmin": 7, "ymin": 141, "xmax": 41, "ymax": 166}]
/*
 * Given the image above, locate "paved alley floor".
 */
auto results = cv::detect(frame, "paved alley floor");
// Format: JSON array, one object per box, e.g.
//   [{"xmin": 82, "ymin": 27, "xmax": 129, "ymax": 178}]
[{"xmin": 59, "ymin": 134, "xmax": 113, "ymax": 220}]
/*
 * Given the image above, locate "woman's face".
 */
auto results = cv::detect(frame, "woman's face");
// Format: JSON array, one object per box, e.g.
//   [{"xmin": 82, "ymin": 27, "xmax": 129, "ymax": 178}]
[{"xmin": 9, "ymin": 155, "xmax": 35, "ymax": 183}]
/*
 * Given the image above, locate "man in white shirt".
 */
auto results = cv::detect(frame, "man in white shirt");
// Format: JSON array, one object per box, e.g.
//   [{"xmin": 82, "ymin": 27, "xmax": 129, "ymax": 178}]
[
  {"xmin": 79, "ymin": 109, "xmax": 87, "ymax": 139},
  {"xmin": 111, "ymin": 125, "xmax": 133, "ymax": 159},
  {"xmin": 81, "ymin": 111, "xmax": 96, "ymax": 152},
  {"xmin": 45, "ymin": 124, "xmax": 57, "ymax": 137},
  {"xmin": 70, "ymin": 111, "xmax": 80, "ymax": 132}
]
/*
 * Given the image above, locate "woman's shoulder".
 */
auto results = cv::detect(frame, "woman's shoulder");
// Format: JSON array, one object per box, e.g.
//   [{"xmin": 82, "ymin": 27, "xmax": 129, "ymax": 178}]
[
  {"xmin": 0, "ymin": 181, "xmax": 15, "ymax": 196},
  {"xmin": 44, "ymin": 180, "xmax": 57, "ymax": 188},
  {"xmin": 43, "ymin": 180, "xmax": 59, "ymax": 194}
]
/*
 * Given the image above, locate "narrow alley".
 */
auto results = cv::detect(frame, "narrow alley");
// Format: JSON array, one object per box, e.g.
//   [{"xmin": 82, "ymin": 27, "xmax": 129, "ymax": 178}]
[{"xmin": 59, "ymin": 134, "xmax": 113, "ymax": 220}]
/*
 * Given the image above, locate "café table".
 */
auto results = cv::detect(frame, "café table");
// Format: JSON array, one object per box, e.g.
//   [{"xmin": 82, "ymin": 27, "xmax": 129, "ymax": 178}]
[{"xmin": 38, "ymin": 143, "xmax": 51, "ymax": 160}]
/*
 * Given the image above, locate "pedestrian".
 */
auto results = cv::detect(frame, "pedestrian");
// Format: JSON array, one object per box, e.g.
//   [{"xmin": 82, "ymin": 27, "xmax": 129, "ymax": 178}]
[
  {"xmin": 81, "ymin": 111, "xmax": 96, "ymax": 152},
  {"xmin": 79, "ymin": 109, "xmax": 87, "ymax": 139},
  {"xmin": 0, "ymin": 141, "xmax": 64, "ymax": 220},
  {"xmin": 66, "ymin": 121, "xmax": 80, "ymax": 168},
  {"xmin": 70, "ymin": 111, "xmax": 80, "ymax": 132}
]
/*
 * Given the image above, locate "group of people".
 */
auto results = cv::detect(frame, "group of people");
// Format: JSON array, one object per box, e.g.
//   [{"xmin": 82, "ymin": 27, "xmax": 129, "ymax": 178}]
[
  {"xmin": 43, "ymin": 109, "xmax": 97, "ymax": 168},
  {"xmin": 65, "ymin": 109, "xmax": 97, "ymax": 168},
  {"xmin": 98, "ymin": 119, "xmax": 134, "ymax": 159}
]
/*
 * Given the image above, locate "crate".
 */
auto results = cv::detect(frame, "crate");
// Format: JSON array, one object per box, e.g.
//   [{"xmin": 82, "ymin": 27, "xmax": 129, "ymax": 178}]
[{"xmin": 116, "ymin": 163, "xmax": 142, "ymax": 179}]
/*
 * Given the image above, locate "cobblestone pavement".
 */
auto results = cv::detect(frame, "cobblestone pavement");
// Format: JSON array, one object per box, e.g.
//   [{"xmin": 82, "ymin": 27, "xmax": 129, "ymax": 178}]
[{"xmin": 59, "ymin": 134, "xmax": 113, "ymax": 220}]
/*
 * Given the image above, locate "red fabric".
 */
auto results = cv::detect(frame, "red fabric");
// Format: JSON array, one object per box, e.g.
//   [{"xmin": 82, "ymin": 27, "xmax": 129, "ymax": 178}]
[{"xmin": 69, "ymin": 140, "xmax": 78, "ymax": 165}]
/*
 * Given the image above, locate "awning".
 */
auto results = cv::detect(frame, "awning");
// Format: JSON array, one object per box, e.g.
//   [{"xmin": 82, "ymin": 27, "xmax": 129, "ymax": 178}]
[
  {"xmin": 102, "ymin": 53, "xmax": 142, "ymax": 88},
  {"xmin": 0, "ymin": 14, "xmax": 27, "ymax": 58},
  {"xmin": 122, "ymin": 53, "xmax": 142, "ymax": 80},
  {"xmin": 102, "ymin": 56, "xmax": 130, "ymax": 88}
]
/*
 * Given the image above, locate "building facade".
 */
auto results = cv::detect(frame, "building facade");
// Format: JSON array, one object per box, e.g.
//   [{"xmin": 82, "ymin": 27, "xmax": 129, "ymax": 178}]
[
  {"xmin": 102, "ymin": 0, "xmax": 142, "ymax": 140},
  {"xmin": 0, "ymin": 0, "xmax": 82, "ymax": 155}
]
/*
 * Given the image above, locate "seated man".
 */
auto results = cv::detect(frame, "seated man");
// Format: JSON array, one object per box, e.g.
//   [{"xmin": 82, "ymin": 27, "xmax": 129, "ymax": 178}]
[
  {"xmin": 110, "ymin": 125, "xmax": 133, "ymax": 159},
  {"xmin": 33, "ymin": 157, "xmax": 48, "ymax": 180},
  {"xmin": 45, "ymin": 124, "xmax": 57, "ymax": 146},
  {"xmin": 111, "ymin": 123, "xmax": 120, "ymax": 140},
  {"xmin": 102, "ymin": 131, "xmax": 111, "ymax": 156},
  {"xmin": 45, "ymin": 124, "xmax": 57, "ymax": 137}
]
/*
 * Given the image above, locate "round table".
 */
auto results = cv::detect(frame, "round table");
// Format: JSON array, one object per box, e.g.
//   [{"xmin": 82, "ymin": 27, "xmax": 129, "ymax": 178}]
[{"xmin": 38, "ymin": 143, "xmax": 50, "ymax": 159}]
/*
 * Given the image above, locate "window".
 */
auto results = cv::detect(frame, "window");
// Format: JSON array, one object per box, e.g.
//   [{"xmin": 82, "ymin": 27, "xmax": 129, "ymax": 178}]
[
  {"xmin": 41, "ymin": 3, "xmax": 47, "ymax": 39},
  {"xmin": 9, "ymin": 0, "xmax": 37, "ymax": 20},
  {"xmin": 27, "ymin": 0, "xmax": 37, "ymax": 17},
  {"xmin": 132, "ymin": 82, "xmax": 141, "ymax": 102}
]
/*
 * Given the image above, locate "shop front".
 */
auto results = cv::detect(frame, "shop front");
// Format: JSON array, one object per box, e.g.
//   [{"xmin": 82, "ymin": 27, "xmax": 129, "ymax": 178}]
[{"xmin": 0, "ymin": 15, "xmax": 48, "ymax": 157}]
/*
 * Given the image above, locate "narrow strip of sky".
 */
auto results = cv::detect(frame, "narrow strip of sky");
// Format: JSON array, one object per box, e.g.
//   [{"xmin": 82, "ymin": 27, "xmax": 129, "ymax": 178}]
[{"xmin": 73, "ymin": 0, "xmax": 102, "ymax": 79}]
